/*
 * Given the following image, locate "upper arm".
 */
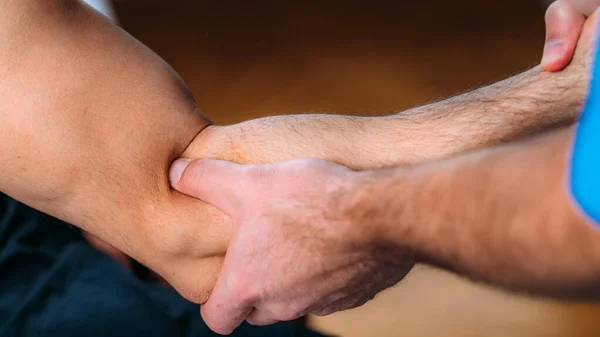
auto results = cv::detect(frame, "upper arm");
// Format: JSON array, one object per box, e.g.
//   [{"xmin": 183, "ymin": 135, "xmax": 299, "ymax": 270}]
[{"xmin": 0, "ymin": 1, "xmax": 230, "ymax": 303}]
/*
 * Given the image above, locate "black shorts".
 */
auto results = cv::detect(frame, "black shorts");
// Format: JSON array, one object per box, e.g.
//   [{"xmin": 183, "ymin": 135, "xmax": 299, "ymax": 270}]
[{"xmin": 0, "ymin": 193, "xmax": 324, "ymax": 337}]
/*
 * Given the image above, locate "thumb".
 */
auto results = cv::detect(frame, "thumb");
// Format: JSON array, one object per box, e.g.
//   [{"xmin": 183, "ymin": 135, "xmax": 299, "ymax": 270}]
[
  {"xmin": 571, "ymin": 0, "xmax": 600, "ymax": 16},
  {"xmin": 169, "ymin": 158, "xmax": 246, "ymax": 216},
  {"xmin": 542, "ymin": 0, "xmax": 586, "ymax": 71}
]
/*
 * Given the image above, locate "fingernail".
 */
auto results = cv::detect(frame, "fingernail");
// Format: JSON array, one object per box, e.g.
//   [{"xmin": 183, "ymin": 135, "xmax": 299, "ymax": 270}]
[
  {"xmin": 542, "ymin": 39, "xmax": 565, "ymax": 64},
  {"xmin": 170, "ymin": 158, "xmax": 191, "ymax": 185}
]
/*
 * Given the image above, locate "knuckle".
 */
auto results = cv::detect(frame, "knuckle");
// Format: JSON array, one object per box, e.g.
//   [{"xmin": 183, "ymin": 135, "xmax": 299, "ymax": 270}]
[
  {"xmin": 185, "ymin": 158, "xmax": 207, "ymax": 181},
  {"xmin": 545, "ymin": 0, "xmax": 569, "ymax": 21},
  {"xmin": 575, "ymin": 0, "xmax": 600, "ymax": 16},
  {"xmin": 205, "ymin": 319, "xmax": 234, "ymax": 336},
  {"xmin": 244, "ymin": 164, "xmax": 264, "ymax": 179},
  {"xmin": 175, "ymin": 158, "xmax": 206, "ymax": 193},
  {"xmin": 279, "ymin": 310, "xmax": 302, "ymax": 322},
  {"xmin": 244, "ymin": 164, "xmax": 278, "ymax": 189},
  {"xmin": 228, "ymin": 274, "xmax": 260, "ymax": 306},
  {"xmin": 246, "ymin": 313, "xmax": 276, "ymax": 326},
  {"xmin": 276, "ymin": 302, "xmax": 307, "ymax": 321}
]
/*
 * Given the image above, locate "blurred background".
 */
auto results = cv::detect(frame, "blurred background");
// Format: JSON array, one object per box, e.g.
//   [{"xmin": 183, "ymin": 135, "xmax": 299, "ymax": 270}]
[{"xmin": 97, "ymin": 0, "xmax": 600, "ymax": 336}]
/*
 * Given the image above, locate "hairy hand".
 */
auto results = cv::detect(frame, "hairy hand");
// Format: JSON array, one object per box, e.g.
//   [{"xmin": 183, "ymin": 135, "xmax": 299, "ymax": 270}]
[
  {"xmin": 21, "ymin": 0, "xmax": 594, "ymax": 308},
  {"xmin": 169, "ymin": 158, "xmax": 414, "ymax": 334},
  {"xmin": 165, "ymin": 8, "xmax": 599, "ymax": 308}
]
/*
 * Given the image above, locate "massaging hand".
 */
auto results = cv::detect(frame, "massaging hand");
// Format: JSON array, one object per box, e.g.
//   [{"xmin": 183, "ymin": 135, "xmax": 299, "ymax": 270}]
[
  {"xmin": 169, "ymin": 158, "xmax": 414, "ymax": 334},
  {"xmin": 543, "ymin": 0, "xmax": 600, "ymax": 71},
  {"xmin": 165, "ymin": 6, "xmax": 597, "ymax": 307},
  {"xmin": 33, "ymin": 0, "xmax": 594, "ymax": 306}
]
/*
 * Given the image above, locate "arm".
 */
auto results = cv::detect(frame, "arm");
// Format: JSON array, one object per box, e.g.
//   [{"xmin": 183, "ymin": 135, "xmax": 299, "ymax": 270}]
[
  {"xmin": 351, "ymin": 127, "xmax": 600, "ymax": 299},
  {"xmin": 169, "ymin": 128, "xmax": 598, "ymax": 333},
  {"xmin": 0, "ymin": 0, "xmax": 228, "ymax": 302},
  {"xmin": 0, "ymin": 0, "xmax": 591, "ymax": 306},
  {"xmin": 191, "ymin": 65, "xmax": 581, "ymax": 169},
  {"xmin": 190, "ymin": 19, "xmax": 592, "ymax": 170},
  {"xmin": 167, "ymin": 13, "xmax": 600, "ymax": 328},
  {"xmin": 190, "ymin": 0, "xmax": 598, "ymax": 171}
]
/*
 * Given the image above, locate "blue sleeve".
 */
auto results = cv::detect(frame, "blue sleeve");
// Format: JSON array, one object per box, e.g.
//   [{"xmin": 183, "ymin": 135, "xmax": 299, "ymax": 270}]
[{"xmin": 570, "ymin": 24, "xmax": 600, "ymax": 226}]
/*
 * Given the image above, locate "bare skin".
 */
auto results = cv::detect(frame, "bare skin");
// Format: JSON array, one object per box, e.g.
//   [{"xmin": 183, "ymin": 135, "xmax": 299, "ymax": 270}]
[
  {"xmin": 170, "ymin": 127, "xmax": 597, "ymax": 334},
  {"xmin": 0, "ymin": 0, "xmax": 594, "ymax": 307},
  {"xmin": 88, "ymin": 0, "xmax": 600, "ymax": 274},
  {"xmin": 0, "ymin": 0, "xmax": 222, "ymax": 302},
  {"xmin": 165, "ymin": 2, "xmax": 600, "ymax": 334},
  {"xmin": 542, "ymin": 0, "xmax": 600, "ymax": 70},
  {"xmin": 96, "ymin": 0, "xmax": 600, "ymax": 272}
]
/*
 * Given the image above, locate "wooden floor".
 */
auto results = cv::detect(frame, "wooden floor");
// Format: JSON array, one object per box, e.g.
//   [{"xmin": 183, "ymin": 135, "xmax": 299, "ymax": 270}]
[{"xmin": 114, "ymin": 1, "xmax": 600, "ymax": 336}]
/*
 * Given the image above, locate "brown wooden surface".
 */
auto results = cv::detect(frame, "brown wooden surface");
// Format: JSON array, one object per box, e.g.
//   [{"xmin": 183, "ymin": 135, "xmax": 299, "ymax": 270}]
[{"xmin": 114, "ymin": 1, "xmax": 600, "ymax": 336}]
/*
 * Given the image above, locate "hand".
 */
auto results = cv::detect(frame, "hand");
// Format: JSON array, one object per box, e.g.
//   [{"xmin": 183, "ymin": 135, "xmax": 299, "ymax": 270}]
[
  {"xmin": 168, "ymin": 6, "xmax": 598, "ymax": 307},
  {"xmin": 169, "ymin": 158, "xmax": 414, "ymax": 334},
  {"xmin": 542, "ymin": 0, "xmax": 599, "ymax": 71}
]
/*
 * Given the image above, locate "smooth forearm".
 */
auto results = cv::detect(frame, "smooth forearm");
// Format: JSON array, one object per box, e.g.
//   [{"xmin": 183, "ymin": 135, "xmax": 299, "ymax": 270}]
[
  {"xmin": 351, "ymin": 127, "xmax": 600, "ymax": 299},
  {"xmin": 1, "ymin": 0, "xmax": 199, "ymax": 242},
  {"xmin": 0, "ymin": 1, "xmax": 233, "ymax": 303}
]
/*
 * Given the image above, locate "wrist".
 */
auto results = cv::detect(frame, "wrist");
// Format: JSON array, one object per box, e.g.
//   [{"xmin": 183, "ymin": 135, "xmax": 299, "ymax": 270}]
[
  {"xmin": 183, "ymin": 116, "xmax": 393, "ymax": 169},
  {"xmin": 383, "ymin": 66, "xmax": 585, "ymax": 165},
  {"xmin": 535, "ymin": 64, "xmax": 587, "ymax": 124},
  {"xmin": 336, "ymin": 169, "xmax": 419, "ymax": 264}
]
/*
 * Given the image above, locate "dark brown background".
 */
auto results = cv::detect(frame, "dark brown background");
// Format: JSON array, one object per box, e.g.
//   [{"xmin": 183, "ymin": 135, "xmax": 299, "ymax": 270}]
[
  {"xmin": 115, "ymin": 0, "xmax": 543, "ymax": 122},
  {"xmin": 113, "ymin": 1, "xmax": 600, "ymax": 336}
]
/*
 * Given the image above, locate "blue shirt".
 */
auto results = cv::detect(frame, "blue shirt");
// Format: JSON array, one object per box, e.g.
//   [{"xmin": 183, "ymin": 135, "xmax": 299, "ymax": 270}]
[{"xmin": 571, "ymin": 26, "xmax": 600, "ymax": 226}]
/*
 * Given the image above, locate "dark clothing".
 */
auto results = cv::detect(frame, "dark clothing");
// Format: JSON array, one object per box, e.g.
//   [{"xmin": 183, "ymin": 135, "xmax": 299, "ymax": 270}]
[{"xmin": 0, "ymin": 193, "xmax": 323, "ymax": 337}]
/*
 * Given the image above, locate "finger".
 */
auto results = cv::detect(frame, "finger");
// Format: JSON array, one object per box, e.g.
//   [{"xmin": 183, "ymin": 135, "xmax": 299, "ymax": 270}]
[
  {"xmin": 542, "ymin": 0, "xmax": 587, "ymax": 71},
  {"xmin": 245, "ymin": 308, "xmax": 279, "ymax": 326},
  {"xmin": 200, "ymin": 246, "xmax": 256, "ymax": 335},
  {"xmin": 169, "ymin": 158, "xmax": 246, "ymax": 216},
  {"xmin": 571, "ymin": 0, "xmax": 600, "ymax": 16},
  {"xmin": 200, "ymin": 276, "xmax": 254, "ymax": 335}
]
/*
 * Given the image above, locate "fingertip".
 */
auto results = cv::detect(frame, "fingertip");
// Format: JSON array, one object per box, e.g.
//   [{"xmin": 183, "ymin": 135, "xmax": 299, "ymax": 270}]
[
  {"xmin": 542, "ymin": 39, "xmax": 569, "ymax": 71},
  {"xmin": 169, "ymin": 158, "xmax": 191, "ymax": 187},
  {"xmin": 201, "ymin": 302, "xmax": 247, "ymax": 335},
  {"xmin": 201, "ymin": 306, "xmax": 229, "ymax": 335},
  {"xmin": 571, "ymin": 0, "xmax": 600, "ymax": 17},
  {"xmin": 200, "ymin": 276, "xmax": 254, "ymax": 335},
  {"xmin": 543, "ymin": 0, "xmax": 585, "ymax": 72}
]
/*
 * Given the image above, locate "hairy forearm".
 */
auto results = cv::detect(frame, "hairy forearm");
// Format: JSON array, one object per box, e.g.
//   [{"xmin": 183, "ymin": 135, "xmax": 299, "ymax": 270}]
[
  {"xmin": 390, "ymin": 65, "xmax": 585, "ymax": 162},
  {"xmin": 194, "ymin": 61, "xmax": 587, "ymax": 172},
  {"xmin": 197, "ymin": 14, "xmax": 592, "ymax": 170},
  {"xmin": 0, "ymin": 0, "xmax": 590, "ymax": 304},
  {"xmin": 352, "ymin": 127, "xmax": 600, "ymax": 299}
]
